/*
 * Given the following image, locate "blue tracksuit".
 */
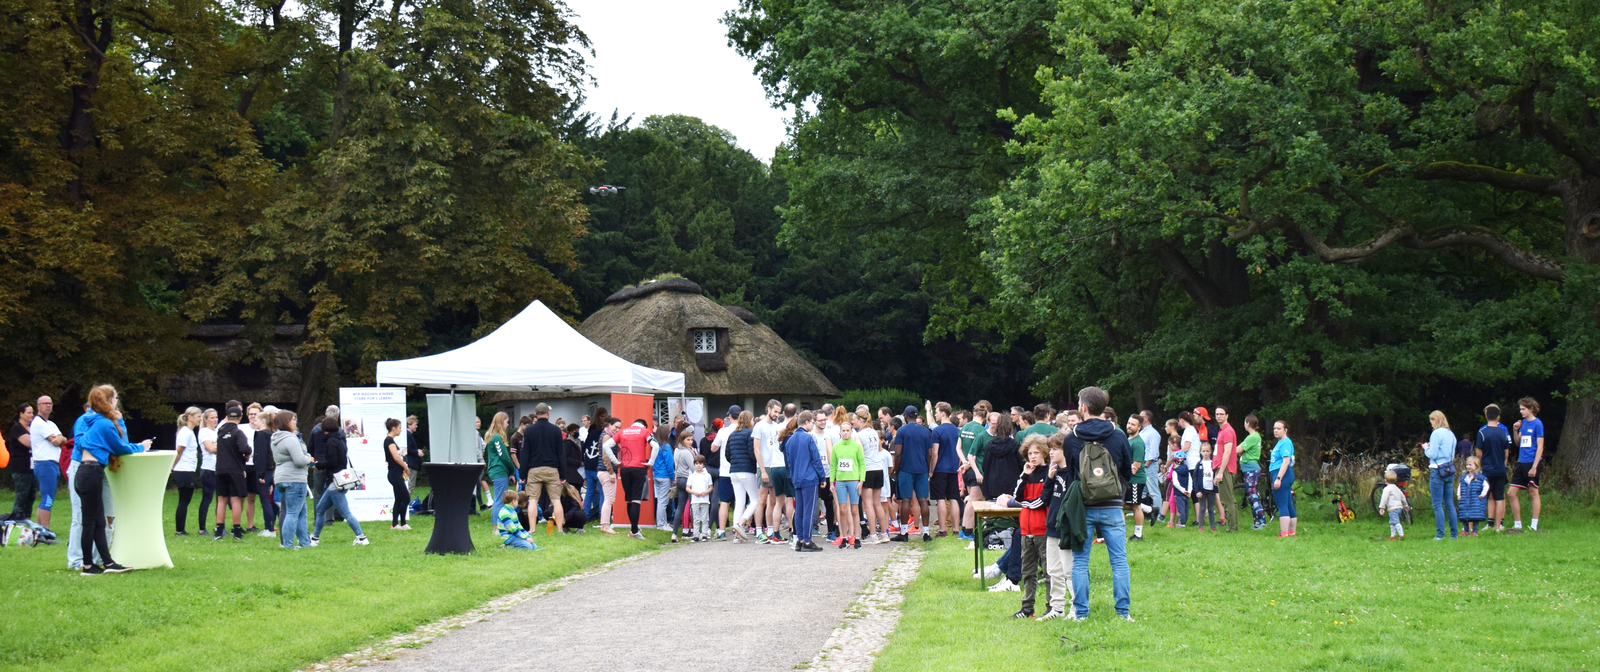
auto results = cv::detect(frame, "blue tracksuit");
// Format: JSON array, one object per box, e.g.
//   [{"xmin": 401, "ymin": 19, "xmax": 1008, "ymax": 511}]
[{"xmin": 784, "ymin": 431, "xmax": 827, "ymax": 543}]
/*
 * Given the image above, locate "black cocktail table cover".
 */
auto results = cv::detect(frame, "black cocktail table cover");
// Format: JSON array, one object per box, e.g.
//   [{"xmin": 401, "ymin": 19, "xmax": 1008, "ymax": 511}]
[{"xmin": 424, "ymin": 463, "xmax": 484, "ymax": 555}]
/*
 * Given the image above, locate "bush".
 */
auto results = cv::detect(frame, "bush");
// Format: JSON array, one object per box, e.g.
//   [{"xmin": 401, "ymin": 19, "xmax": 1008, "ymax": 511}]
[{"xmin": 828, "ymin": 388, "xmax": 923, "ymax": 415}]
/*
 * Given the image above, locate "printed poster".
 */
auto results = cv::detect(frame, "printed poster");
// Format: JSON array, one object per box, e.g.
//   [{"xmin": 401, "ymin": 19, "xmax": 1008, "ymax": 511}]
[{"xmin": 338, "ymin": 387, "xmax": 408, "ymax": 521}]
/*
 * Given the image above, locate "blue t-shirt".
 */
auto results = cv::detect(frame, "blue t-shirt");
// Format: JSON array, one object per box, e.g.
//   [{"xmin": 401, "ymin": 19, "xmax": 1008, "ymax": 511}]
[
  {"xmin": 931, "ymin": 422, "xmax": 962, "ymax": 474},
  {"xmin": 1269, "ymin": 437, "xmax": 1294, "ymax": 472},
  {"xmin": 1517, "ymin": 418, "xmax": 1544, "ymax": 464},
  {"xmin": 894, "ymin": 423, "xmax": 933, "ymax": 474},
  {"xmin": 1475, "ymin": 424, "xmax": 1510, "ymax": 476}
]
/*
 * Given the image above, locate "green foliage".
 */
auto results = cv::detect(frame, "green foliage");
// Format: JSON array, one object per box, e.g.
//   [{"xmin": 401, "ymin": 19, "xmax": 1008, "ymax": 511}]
[{"xmin": 828, "ymin": 389, "xmax": 925, "ymax": 415}]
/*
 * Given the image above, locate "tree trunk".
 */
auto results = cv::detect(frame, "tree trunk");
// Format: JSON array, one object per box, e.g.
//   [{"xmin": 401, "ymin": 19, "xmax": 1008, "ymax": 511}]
[
  {"xmin": 1554, "ymin": 176, "xmax": 1600, "ymax": 489},
  {"xmin": 59, "ymin": 4, "xmax": 111, "ymax": 206},
  {"xmin": 330, "ymin": 0, "xmax": 356, "ymax": 138},
  {"xmin": 296, "ymin": 351, "xmax": 331, "ymax": 417}
]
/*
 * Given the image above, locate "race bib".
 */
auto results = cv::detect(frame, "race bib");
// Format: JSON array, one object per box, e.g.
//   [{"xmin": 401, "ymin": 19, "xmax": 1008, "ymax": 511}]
[
  {"xmin": 837, "ymin": 458, "xmax": 854, "ymax": 471},
  {"xmin": 1521, "ymin": 435, "xmax": 1533, "ymax": 448}
]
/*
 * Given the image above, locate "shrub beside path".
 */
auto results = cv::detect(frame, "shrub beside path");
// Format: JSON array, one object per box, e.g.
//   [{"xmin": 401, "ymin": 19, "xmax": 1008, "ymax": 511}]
[{"xmin": 363, "ymin": 539, "xmax": 898, "ymax": 671}]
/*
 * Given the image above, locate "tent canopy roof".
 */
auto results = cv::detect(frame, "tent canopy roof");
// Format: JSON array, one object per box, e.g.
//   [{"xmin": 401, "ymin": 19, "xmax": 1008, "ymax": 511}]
[{"xmin": 374, "ymin": 300, "xmax": 685, "ymax": 394}]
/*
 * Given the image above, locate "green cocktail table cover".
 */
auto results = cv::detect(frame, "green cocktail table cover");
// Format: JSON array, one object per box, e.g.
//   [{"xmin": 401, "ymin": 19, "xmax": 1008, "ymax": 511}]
[{"xmin": 107, "ymin": 451, "xmax": 177, "ymax": 569}]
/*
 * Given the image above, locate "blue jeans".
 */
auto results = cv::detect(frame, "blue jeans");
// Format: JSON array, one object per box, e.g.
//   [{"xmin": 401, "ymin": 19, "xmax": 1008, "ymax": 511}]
[
  {"xmin": 999, "ymin": 530, "xmax": 1022, "ymax": 583},
  {"xmin": 33, "ymin": 460, "xmax": 60, "ymax": 512},
  {"xmin": 1430, "ymin": 467, "xmax": 1459, "ymax": 538},
  {"xmin": 1273, "ymin": 469, "xmax": 1297, "ymax": 518},
  {"xmin": 279, "ymin": 482, "xmax": 311, "ymax": 548},
  {"xmin": 491, "ymin": 477, "xmax": 511, "ymax": 524},
  {"xmin": 1071, "ymin": 507, "xmax": 1131, "ymax": 618},
  {"xmin": 583, "ymin": 468, "xmax": 602, "ymax": 521},
  {"xmin": 314, "ymin": 487, "xmax": 364, "ymax": 538},
  {"xmin": 504, "ymin": 536, "xmax": 541, "ymax": 551}
]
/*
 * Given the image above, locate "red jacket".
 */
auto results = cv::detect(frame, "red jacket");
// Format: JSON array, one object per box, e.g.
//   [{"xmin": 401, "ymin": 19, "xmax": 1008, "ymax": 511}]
[{"xmin": 1014, "ymin": 469, "xmax": 1049, "ymax": 536}]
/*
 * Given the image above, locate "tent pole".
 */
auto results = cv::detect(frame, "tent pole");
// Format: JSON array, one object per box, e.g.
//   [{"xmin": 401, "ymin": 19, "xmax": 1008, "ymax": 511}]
[{"xmin": 449, "ymin": 385, "xmax": 457, "ymax": 464}]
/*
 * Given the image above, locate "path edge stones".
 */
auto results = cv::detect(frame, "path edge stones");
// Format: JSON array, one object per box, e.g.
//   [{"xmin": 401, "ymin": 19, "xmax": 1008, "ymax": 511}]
[
  {"xmin": 803, "ymin": 545, "xmax": 926, "ymax": 671},
  {"xmin": 300, "ymin": 546, "xmax": 669, "ymax": 671}
]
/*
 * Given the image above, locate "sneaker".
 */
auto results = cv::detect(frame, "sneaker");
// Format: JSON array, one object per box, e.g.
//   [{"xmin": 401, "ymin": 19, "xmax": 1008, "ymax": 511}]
[
  {"xmin": 353, "ymin": 536, "xmax": 370, "ymax": 546},
  {"xmin": 1093, "ymin": 538, "xmax": 1105, "ymax": 544},
  {"xmin": 81, "ymin": 564, "xmax": 105, "ymax": 576},
  {"xmin": 754, "ymin": 531, "xmax": 768, "ymax": 543},
  {"xmin": 973, "ymin": 564, "xmax": 1002, "ymax": 580},
  {"xmin": 958, "ymin": 530, "xmax": 974, "ymax": 541},
  {"xmin": 103, "ymin": 563, "xmax": 133, "ymax": 574},
  {"xmin": 1120, "ymin": 614, "xmax": 1136, "ymax": 622},
  {"xmin": 937, "ymin": 530, "xmax": 948, "ymax": 538},
  {"xmin": 246, "ymin": 526, "xmax": 261, "ymax": 534},
  {"xmin": 853, "ymin": 537, "xmax": 861, "ymax": 549},
  {"xmin": 232, "ymin": 526, "xmax": 244, "ymax": 540},
  {"xmin": 1013, "ymin": 609, "xmax": 1034, "ymax": 619},
  {"xmin": 1433, "ymin": 535, "xmax": 1445, "ymax": 541},
  {"xmin": 212, "ymin": 525, "xmax": 225, "ymax": 540},
  {"xmin": 987, "ymin": 577, "xmax": 1019, "ymax": 593},
  {"xmin": 308, "ymin": 536, "xmax": 320, "ymax": 547},
  {"xmin": 1065, "ymin": 613, "xmax": 1087, "ymax": 621},
  {"xmin": 629, "ymin": 532, "xmax": 647, "ymax": 540},
  {"xmin": 890, "ymin": 533, "xmax": 909, "ymax": 542},
  {"xmin": 670, "ymin": 534, "xmax": 680, "ymax": 543},
  {"xmin": 922, "ymin": 531, "xmax": 932, "ymax": 542},
  {"xmin": 1036, "ymin": 610, "xmax": 1063, "ymax": 621},
  {"xmin": 716, "ymin": 530, "xmax": 728, "ymax": 541},
  {"xmin": 175, "ymin": 531, "xmax": 189, "ymax": 537},
  {"xmin": 257, "ymin": 530, "xmax": 276, "ymax": 537},
  {"xmin": 1130, "ymin": 535, "xmax": 1144, "ymax": 542},
  {"xmin": 799, "ymin": 541, "xmax": 823, "ymax": 552}
]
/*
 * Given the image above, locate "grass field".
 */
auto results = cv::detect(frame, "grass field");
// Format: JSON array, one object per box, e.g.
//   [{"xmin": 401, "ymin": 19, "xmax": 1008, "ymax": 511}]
[
  {"xmin": 0, "ymin": 488, "xmax": 663, "ymax": 672},
  {"xmin": 876, "ymin": 502, "xmax": 1600, "ymax": 671}
]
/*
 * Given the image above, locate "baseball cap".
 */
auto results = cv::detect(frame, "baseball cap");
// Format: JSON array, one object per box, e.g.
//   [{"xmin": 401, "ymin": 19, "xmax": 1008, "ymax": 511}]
[
  {"xmin": 728, "ymin": 404, "xmax": 742, "ymax": 416},
  {"xmin": 1193, "ymin": 406, "xmax": 1212, "ymax": 421},
  {"xmin": 904, "ymin": 405, "xmax": 918, "ymax": 417}
]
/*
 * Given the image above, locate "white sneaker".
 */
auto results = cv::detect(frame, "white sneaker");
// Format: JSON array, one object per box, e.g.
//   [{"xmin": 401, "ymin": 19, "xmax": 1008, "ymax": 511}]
[
  {"xmin": 987, "ymin": 577, "xmax": 1019, "ymax": 592},
  {"xmin": 308, "ymin": 536, "xmax": 319, "ymax": 547},
  {"xmin": 971, "ymin": 563, "xmax": 1001, "ymax": 580},
  {"xmin": 1036, "ymin": 610, "xmax": 1064, "ymax": 621},
  {"xmin": 965, "ymin": 540, "xmax": 975, "ymax": 550},
  {"xmin": 1120, "ymin": 614, "xmax": 1136, "ymax": 622},
  {"xmin": 352, "ymin": 536, "xmax": 370, "ymax": 546},
  {"xmin": 257, "ymin": 530, "xmax": 276, "ymax": 538}
]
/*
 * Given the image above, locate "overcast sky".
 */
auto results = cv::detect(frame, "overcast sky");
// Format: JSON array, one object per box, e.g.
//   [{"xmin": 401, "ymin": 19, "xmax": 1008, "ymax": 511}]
[{"xmin": 565, "ymin": 0, "xmax": 791, "ymax": 160}]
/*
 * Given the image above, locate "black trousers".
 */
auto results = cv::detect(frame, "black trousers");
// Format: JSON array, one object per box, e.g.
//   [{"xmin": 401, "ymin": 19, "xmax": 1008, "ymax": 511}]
[
  {"xmin": 173, "ymin": 471, "xmax": 197, "ymax": 532},
  {"xmin": 256, "ymin": 472, "xmax": 277, "ymax": 531},
  {"xmin": 819, "ymin": 479, "xmax": 839, "ymax": 537},
  {"xmin": 10, "ymin": 472, "xmax": 38, "ymax": 518},
  {"xmin": 75, "ymin": 462, "xmax": 113, "ymax": 566},
  {"xmin": 389, "ymin": 471, "xmax": 409, "ymax": 526},
  {"xmin": 197, "ymin": 470, "xmax": 217, "ymax": 533}
]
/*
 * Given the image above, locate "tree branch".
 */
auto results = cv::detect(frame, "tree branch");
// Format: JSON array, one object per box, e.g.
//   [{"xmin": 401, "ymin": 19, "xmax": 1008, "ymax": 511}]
[{"xmin": 1414, "ymin": 161, "xmax": 1561, "ymax": 194}]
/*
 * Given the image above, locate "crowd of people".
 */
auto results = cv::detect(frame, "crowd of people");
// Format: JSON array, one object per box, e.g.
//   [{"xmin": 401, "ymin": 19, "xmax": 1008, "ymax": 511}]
[{"xmin": 4, "ymin": 383, "xmax": 1554, "ymax": 604}]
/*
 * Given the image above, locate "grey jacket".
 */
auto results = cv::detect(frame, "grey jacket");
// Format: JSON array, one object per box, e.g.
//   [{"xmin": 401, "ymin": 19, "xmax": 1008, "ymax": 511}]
[{"xmin": 271, "ymin": 430, "xmax": 313, "ymax": 484}]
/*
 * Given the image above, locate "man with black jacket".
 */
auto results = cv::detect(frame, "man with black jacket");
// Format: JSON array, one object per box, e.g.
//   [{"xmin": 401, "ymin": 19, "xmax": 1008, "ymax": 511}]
[
  {"xmin": 213, "ymin": 405, "xmax": 254, "ymax": 540},
  {"xmin": 1060, "ymin": 386, "xmax": 1133, "ymax": 622},
  {"xmin": 521, "ymin": 404, "xmax": 567, "ymax": 532},
  {"xmin": 253, "ymin": 407, "xmax": 278, "ymax": 537}
]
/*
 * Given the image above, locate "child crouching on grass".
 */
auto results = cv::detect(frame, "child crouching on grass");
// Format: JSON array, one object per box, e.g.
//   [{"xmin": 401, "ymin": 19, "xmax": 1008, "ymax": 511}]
[
  {"xmin": 497, "ymin": 490, "xmax": 541, "ymax": 551},
  {"xmin": 1457, "ymin": 457, "xmax": 1489, "ymax": 536},
  {"xmin": 1378, "ymin": 470, "xmax": 1409, "ymax": 540}
]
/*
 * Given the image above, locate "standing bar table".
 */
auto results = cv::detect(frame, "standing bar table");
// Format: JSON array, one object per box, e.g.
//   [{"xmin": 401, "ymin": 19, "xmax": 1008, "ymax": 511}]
[
  {"xmin": 424, "ymin": 462, "xmax": 484, "ymax": 555},
  {"xmin": 971, "ymin": 500, "xmax": 1021, "ymax": 590},
  {"xmin": 107, "ymin": 451, "xmax": 178, "ymax": 569}
]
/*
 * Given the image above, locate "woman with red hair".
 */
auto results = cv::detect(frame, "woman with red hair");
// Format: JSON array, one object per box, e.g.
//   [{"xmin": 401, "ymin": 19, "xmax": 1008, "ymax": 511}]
[{"xmin": 75, "ymin": 385, "xmax": 150, "ymax": 574}]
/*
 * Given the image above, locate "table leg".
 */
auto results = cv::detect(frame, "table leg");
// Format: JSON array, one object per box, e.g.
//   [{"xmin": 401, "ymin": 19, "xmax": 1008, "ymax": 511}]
[{"xmin": 975, "ymin": 517, "xmax": 986, "ymax": 591}]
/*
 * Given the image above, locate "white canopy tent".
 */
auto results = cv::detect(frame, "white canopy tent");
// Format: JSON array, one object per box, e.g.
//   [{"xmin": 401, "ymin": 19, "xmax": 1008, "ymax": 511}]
[{"xmin": 375, "ymin": 300, "xmax": 685, "ymax": 394}]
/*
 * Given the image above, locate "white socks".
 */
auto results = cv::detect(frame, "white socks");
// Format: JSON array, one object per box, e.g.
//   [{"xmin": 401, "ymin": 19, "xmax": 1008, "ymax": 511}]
[
  {"xmin": 1134, "ymin": 525, "xmax": 1143, "ymax": 536},
  {"xmin": 1531, "ymin": 518, "xmax": 1539, "ymax": 530},
  {"xmin": 1514, "ymin": 520, "xmax": 1523, "ymax": 529}
]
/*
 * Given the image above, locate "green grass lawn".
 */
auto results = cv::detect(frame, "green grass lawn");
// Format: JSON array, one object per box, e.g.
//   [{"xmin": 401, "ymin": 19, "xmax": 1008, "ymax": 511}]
[
  {"xmin": 877, "ymin": 505, "xmax": 1600, "ymax": 671},
  {"xmin": 0, "ymin": 488, "xmax": 664, "ymax": 672}
]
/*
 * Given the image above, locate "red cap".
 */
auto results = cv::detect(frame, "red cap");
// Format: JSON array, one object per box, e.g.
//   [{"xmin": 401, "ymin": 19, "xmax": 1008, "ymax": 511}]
[
  {"xmin": 1194, "ymin": 406, "xmax": 1212, "ymax": 421},
  {"xmin": 712, "ymin": 418, "xmax": 724, "ymax": 429}
]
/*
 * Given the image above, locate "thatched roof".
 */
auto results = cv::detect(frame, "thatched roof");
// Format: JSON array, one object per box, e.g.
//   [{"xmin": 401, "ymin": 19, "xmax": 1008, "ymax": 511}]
[{"xmin": 579, "ymin": 279, "xmax": 839, "ymax": 398}]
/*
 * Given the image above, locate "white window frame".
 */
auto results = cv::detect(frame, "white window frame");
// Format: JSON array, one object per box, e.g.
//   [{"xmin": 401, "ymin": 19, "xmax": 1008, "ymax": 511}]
[{"xmin": 692, "ymin": 328, "xmax": 717, "ymax": 354}]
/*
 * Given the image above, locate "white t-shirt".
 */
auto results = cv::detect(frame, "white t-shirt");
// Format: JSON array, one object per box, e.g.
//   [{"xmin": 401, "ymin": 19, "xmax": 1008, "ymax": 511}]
[
  {"xmin": 712, "ymin": 422, "xmax": 737, "ymax": 451},
  {"xmin": 754, "ymin": 418, "xmax": 784, "ymax": 468},
  {"xmin": 858, "ymin": 427, "xmax": 884, "ymax": 471},
  {"xmin": 199, "ymin": 426, "xmax": 218, "ymax": 471},
  {"xmin": 1201, "ymin": 458, "xmax": 1215, "ymax": 490},
  {"xmin": 30, "ymin": 416, "xmax": 62, "ymax": 464},
  {"xmin": 688, "ymin": 470, "xmax": 714, "ymax": 504},
  {"xmin": 174, "ymin": 426, "xmax": 199, "ymax": 471},
  {"xmin": 1182, "ymin": 426, "xmax": 1201, "ymax": 470}
]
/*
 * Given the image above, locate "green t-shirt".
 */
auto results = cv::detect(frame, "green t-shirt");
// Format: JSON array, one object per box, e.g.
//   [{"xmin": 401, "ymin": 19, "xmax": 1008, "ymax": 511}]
[
  {"xmin": 1015, "ymin": 422, "xmax": 1057, "ymax": 446},
  {"xmin": 830, "ymin": 438, "xmax": 866, "ymax": 482},
  {"xmin": 959, "ymin": 421, "xmax": 991, "ymax": 465},
  {"xmin": 1128, "ymin": 436, "xmax": 1147, "ymax": 484},
  {"xmin": 1237, "ymin": 432, "xmax": 1263, "ymax": 468}
]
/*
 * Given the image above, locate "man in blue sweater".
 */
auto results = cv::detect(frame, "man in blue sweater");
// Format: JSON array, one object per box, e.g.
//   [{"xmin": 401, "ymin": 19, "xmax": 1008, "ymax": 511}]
[
  {"xmin": 1061, "ymin": 386, "xmax": 1134, "ymax": 622},
  {"xmin": 783, "ymin": 411, "xmax": 828, "ymax": 552}
]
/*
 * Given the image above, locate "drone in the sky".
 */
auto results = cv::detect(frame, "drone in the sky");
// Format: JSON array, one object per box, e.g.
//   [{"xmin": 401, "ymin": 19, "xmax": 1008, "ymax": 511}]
[{"xmin": 588, "ymin": 185, "xmax": 626, "ymax": 196}]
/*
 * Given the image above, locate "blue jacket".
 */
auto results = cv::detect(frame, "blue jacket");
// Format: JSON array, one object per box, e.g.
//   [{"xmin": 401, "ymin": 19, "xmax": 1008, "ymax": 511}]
[
  {"xmin": 77, "ymin": 414, "xmax": 145, "ymax": 464},
  {"xmin": 652, "ymin": 439, "xmax": 675, "ymax": 479},
  {"xmin": 724, "ymin": 429, "xmax": 757, "ymax": 474},
  {"xmin": 783, "ymin": 431, "xmax": 826, "ymax": 489},
  {"xmin": 1457, "ymin": 473, "xmax": 1488, "ymax": 522}
]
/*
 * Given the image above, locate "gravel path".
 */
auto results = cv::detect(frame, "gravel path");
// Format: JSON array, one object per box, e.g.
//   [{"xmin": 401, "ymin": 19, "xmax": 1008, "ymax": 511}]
[
  {"xmin": 364, "ymin": 538, "xmax": 897, "ymax": 672},
  {"xmin": 806, "ymin": 546, "xmax": 925, "ymax": 672}
]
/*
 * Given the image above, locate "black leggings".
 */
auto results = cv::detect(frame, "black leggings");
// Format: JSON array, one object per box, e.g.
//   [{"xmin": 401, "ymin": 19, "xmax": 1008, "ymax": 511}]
[
  {"xmin": 197, "ymin": 470, "xmax": 216, "ymax": 534},
  {"xmin": 257, "ymin": 474, "xmax": 277, "ymax": 532},
  {"xmin": 389, "ymin": 472, "xmax": 409, "ymax": 526},
  {"xmin": 76, "ymin": 462, "xmax": 114, "ymax": 567},
  {"xmin": 819, "ymin": 479, "xmax": 838, "ymax": 537},
  {"xmin": 174, "ymin": 471, "xmax": 197, "ymax": 533}
]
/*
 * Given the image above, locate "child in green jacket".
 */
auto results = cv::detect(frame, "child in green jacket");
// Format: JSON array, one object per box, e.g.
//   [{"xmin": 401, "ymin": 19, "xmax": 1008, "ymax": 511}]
[{"xmin": 830, "ymin": 424, "xmax": 867, "ymax": 548}]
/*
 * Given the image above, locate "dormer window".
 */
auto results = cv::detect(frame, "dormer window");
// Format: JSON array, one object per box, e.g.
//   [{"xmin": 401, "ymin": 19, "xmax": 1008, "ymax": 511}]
[{"xmin": 693, "ymin": 329, "xmax": 717, "ymax": 354}]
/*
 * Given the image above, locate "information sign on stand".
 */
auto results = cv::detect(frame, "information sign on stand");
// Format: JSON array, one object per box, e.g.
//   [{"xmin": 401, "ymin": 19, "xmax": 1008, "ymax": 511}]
[{"xmin": 338, "ymin": 387, "xmax": 408, "ymax": 521}]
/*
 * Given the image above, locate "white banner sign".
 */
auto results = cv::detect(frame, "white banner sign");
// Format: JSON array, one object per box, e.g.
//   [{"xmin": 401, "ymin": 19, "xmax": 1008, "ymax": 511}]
[{"xmin": 338, "ymin": 387, "xmax": 408, "ymax": 521}]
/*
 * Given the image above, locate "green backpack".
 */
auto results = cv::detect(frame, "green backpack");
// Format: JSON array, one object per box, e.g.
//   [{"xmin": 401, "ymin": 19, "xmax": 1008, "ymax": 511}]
[{"xmin": 1077, "ymin": 428, "xmax": 1123, "ymax": 505}]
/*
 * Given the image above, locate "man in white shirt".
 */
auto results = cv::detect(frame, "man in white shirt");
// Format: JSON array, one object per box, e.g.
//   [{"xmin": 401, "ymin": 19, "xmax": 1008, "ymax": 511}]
[
  {"xmin": 1138, "ymin": 411, "xmax": 1163, "ymax": 512},
  {"xmin": 710, "ymin": 407, "xmax": 739, "ymax": 538},
  {"xmin": 30, "ymin": 395, "xmax": 67, "ymax": 528},
  {"xmin": 753, "ymin": 399, "xmax": 791, "ymax": 542}
]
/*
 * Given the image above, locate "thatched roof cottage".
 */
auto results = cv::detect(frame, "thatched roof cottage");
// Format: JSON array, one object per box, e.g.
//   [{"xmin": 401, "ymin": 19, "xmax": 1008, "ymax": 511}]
[{"xmin": 492, "ymin": 278, "xmax": 838, "ymax": 428}]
